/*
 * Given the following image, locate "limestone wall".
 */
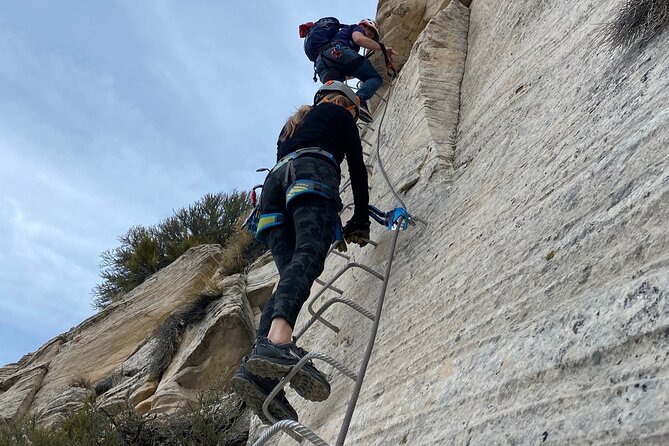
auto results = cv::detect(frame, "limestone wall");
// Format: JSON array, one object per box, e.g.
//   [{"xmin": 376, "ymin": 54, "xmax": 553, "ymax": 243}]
[
  {"xmin": 0, "ymin": 246, "xmax": 279, "ymax": 425},
  {"xmin": 2, "ymin": 0, "xmax": 668, "ymax": 444},
  {"xmin": 270, "ymin": 0, "xmax": 669, "ymax": 444}
]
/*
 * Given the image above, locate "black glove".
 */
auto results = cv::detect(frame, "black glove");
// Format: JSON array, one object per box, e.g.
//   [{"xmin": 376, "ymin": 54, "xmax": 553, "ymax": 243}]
[
  {"xmin": 343, "ymin": 218, "xmax": 371, "ymax": 247},
  {"xmin": 334, "ymin": 239, "xmax": 348, "ymax": 253}
]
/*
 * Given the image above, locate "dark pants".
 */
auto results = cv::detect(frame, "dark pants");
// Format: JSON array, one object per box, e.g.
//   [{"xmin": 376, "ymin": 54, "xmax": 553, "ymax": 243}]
[
  {"xmin": 315, "ymin": 44, "xmax": 383, "ymax": 101},
  {"xmin": 257, "ymin": 156, "xmax": 341, "ymax": 336}
]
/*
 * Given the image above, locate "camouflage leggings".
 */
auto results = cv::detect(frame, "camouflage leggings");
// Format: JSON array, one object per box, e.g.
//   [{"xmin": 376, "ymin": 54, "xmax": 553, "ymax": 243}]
[{"xmin": 257, "ymin": 156, "xmax": 341, "ymax": 336}]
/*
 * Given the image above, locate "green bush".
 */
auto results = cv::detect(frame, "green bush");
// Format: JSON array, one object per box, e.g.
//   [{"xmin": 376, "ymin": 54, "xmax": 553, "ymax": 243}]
[
  {"xmin": 0, "ymin": 389, "xmax": 249, "ymax": 446},
  {"xmin": 92, "ymin": 191, "xmax": 251, "ymax": 309}
]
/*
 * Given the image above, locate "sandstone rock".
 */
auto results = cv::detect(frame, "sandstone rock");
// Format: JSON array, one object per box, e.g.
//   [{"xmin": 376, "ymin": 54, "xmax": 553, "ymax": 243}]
[
  {"xmin": 0, "ymin": 336, "xmax": 64, "ymax": 383},
  {"xmin": 122, "ymin": 337, "xmax": 160, "ymax": 377},
  {"xmin": 38, "ymin": 386, "xmax": 92, "ymax": 426},
  {"xmin": 26, "ymin": 245, "xmax": 225, "ymax": 419},
  {"xmin": 270, "ymin": 0, "xmax": 669, "ymax": 444},
  {"xmin": 97, "ymin": 373, "xmax": 145, "ymax": 413},
  {"xmin": 5, "ymin": 1, "xmax": 669, "ymax": 444},
  {"xmin": 149, "ymin": 274, "xmax": 255, "ymax": 414},
  {"xmin": 0, "ymin": 366, "xmax": 47, "ymax": 421},
  {"xmin": 128, "ymin": 379, "xmax": 159, "ymax": 408},
  {"xmin": 245, "ymin": 253, "xmax": 279, "ymax": 309},
  {"xmin": 376, "ymin": 0, "xmax": 453, "ymax": 72}
]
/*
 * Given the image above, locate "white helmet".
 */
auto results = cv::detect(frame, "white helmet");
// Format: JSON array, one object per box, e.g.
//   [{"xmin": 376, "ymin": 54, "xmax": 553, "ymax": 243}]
[
  {"xmin": 359, "ymin": 19, "xmax": 379, "ymax": 39},
  {"xmin": 314, "ymin": 80, "xmax": 360, "ymax": 119}
]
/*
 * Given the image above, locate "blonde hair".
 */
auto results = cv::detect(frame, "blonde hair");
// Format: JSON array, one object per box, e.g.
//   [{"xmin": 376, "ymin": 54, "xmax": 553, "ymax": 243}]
[
  {"xmin": 320, "ymin": 92, "xmax": 355, "ymax": 109},
  {"xmin": 279, "ymin": 105, "xmax": 312, "ymax": 142},
  {"xmin": 278, "ymin": 94, "xmax": 356, "ymax": 142}
]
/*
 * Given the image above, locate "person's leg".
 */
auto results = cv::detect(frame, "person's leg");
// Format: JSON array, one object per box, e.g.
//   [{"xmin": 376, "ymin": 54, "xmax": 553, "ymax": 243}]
[
  {"xmin": 268, "ymin": 197, "xmax": 338, "ymax": 333},
  {"xmin": 229, "ymin": 165, "xmax": 300, "ymax": 422},
  {"xmin": 246, "ymin": 196, "xmax": 339, "ymax": 402},
  {"xmin": 266, "ymin": 157, "xmax": 342, "ymax": 340},
  {"xmin": 349, "ymin": 58, "xmax": 383, "ymax": 101},
  {"xmin": 315, "ymin": 53, "xmax": 345, "ymax": 84},
  {"xmin": 257, "ymin": 223, "xmax": 295, "ymax": 338}
]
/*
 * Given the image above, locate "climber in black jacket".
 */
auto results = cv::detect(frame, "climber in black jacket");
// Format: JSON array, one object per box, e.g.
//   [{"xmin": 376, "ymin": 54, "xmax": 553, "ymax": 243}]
[{"xmin": 230, "ymin": 80, "xmax": 370, "ymax": 423}]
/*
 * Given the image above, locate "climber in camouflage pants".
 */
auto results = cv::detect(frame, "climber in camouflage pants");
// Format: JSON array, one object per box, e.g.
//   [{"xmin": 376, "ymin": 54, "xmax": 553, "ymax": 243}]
[
  {"xmin": 230, "ymin": 81, "xmax": 371, "ymax": 423},
  {"xmin": 257, "ymin": 156, "xmax": 342, "ymax": 335}
]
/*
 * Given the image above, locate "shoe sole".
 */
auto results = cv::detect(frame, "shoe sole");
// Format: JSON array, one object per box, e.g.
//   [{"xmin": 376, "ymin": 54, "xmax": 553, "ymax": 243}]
[
  {"xmin": 245, "ymin": 357, "xmax": 330, "ymax": 402},
  {"xmin": 229, "ymin": 374, "xmax": 297, "ymax": 423},
  {"xmin": 359, "ymin": 109, "xmax": 373, "ymax": 123}
]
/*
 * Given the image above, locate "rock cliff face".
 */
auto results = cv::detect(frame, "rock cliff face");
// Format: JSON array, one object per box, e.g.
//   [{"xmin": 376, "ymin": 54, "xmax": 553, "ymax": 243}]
[
  {"xmin": 2, "ymin": 0, "xmax": 668, "ymax": 444},
  {"xmin": 271, "ymin": 0, "xmax": 669, "ymax": 444},
  {"xmin": 0, "ymin": 246, "xmax": 279, "ymax": 425}
]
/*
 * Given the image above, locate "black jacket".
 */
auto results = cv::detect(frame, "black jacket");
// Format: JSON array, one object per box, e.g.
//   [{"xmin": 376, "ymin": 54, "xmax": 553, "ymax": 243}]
[{"xmin": 277, "ymin": 102, "xmax": 369, "ymax": 222}]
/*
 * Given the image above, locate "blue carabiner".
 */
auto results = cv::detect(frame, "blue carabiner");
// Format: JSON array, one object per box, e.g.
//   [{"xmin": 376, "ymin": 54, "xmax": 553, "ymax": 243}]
[{"xmin": 367, "ymin": 205, "xmax": 411, "ymax": 230}]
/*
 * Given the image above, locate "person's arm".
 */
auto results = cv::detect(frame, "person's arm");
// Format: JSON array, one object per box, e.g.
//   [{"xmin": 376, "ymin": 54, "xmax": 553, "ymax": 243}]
[
  {"xmin": 343, "ymin": 113, "xmax": 369, "ymax": 224},
  {"xmin": 351, "ymin": 31, "xmax": 397, "ymax": 62}
]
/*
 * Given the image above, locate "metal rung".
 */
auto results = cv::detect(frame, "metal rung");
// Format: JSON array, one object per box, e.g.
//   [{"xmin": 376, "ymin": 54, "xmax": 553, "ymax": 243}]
[
  {"xmin": 374, "ymin": 91, "xmax": 388, "ymax": 103},
  {"xmin": 314, "ymin": 277, "xmax": 344, "ymax": 295},
  {"xmin": 253, "ymin": 420, "xmax": 329, "ymax": 446},
  {"xmin": 362, "ymin": 150, "xmax": 371, "ymax": 157},
  {"xmin": 261, "ymin": 352, "xmax": 358, "ymax": 424},
  {"xmin": 332, "ymin": 250, "xmax": 350, "ymax": 260},
  {"xmin": 295, "ymin": 296, "xmax": 375, "ymax": 340},
  {"xmin": 361, "ymin": 137, "xmax": 373, "ymax": 146},
  {"xmin": 357, "ymin": 123, "xmax": 376, "ymax": 133},
  {"xmin": 339, "ymin": 180, "xmax": 351, "ymax": 194},
  {"xmin": 304, "ymin": 262, "xmax": 383, "ymax": 333},
  {"xmin": 339, "ymin": 203, "xmax": 354, "ymax": 215},
  {"xmin": 361, "ymin": 237, "xmax": 378, "ymax": 247}
]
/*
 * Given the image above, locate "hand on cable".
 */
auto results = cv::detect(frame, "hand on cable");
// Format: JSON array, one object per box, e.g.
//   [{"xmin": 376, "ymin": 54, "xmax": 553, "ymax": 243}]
[{"xmin": 343, "ymin": 218, "xmax": 371, "ymax": 247}]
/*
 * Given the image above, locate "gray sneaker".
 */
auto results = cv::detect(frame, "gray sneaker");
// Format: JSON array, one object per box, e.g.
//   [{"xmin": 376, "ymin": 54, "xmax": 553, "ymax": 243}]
[
  {"xmin": 357, "ymin": 97, "xmax": 373, "ymax": 123},
  {"xmin": 229, "ymin": 358, "xmax": 298, "ymax": 424},
  {"xmin": 246, "ymin": 337, "xmax": 331, "ymax": 402}
]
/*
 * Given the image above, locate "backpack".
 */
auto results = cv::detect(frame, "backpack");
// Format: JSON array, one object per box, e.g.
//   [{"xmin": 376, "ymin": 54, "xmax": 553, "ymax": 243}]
[{"xmin": 300, "ymin": 17, "xmax": 345, "ymax": 62}]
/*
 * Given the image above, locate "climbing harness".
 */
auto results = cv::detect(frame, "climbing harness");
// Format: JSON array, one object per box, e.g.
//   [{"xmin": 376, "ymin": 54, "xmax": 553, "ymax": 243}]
[
  {"xmin": 255, "ymin": 213, "xmax": 285, "ymax": 242},
  {"xmin": 272, "ymin": 147, "xmax": 338, "ymax": 174},
  {"xmin": 286, "ymin": 179, "xmax": 337, "ymax": 206},
  {"xmin": 245, "ymin": 148, "xmax": 341, "ymax": 242}
]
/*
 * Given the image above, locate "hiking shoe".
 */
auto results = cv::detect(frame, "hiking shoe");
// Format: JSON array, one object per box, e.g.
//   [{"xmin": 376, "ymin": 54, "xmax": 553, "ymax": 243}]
[
  {"xmin": 356, "ymin": 97, "xmax": 373, "ymax": 123},
  {"xmin": 229, "ymin": 358, "xmax": 298, "ymax": 424},
  {"xmin": 246, "ymin": 337, "xmax": 331, "ymax": 402}
]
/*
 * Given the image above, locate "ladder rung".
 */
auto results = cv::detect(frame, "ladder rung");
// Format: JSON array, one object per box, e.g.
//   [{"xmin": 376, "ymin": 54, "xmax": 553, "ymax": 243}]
[
  {"xmin": 301, "ymin": 262, "xmax": 384, "ymax": 334},
  {"xmin": 252, "ymin": 420, "xmax": 329, "ymax": 446},
  {"xmin": 331, "ymin": 250, "xmax": 350, "ymax": 260},
  {"xmin": 357, "ymin": 123, "xmax": 376, "ymax": 133},
  {"xmin": 339, "ymin": 203, "xmax": 354, "ymax": 215},
  {"xmin": 295, "ymin": 296, "xmax": 375, "ymax": 340},
  {"xmin": 314, "ymin": 277, "xmax": 344, "ymax": 295},
  {"xmin": 361, "ymin": 237, "xmax": 378, "ymax": 247}
]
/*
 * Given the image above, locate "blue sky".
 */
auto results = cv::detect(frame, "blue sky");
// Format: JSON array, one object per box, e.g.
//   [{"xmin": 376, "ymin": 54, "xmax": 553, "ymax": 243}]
[{"xmin": 0, "ymin": 1, "xmax": 376, "ymax": 366}]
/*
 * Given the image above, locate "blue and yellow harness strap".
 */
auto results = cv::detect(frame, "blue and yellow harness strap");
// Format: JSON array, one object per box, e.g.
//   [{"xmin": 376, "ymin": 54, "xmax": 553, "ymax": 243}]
[
  {"xmin": 286, "ymin": 179, "xmax": 336, "ymax": 207},
  {"xmin": 255, "ymin": 213, "xmax": 285, "ymax": 241},
  {"xmin": 254, "ymin": 147, "xmax": 342, "ymax": 243}
]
